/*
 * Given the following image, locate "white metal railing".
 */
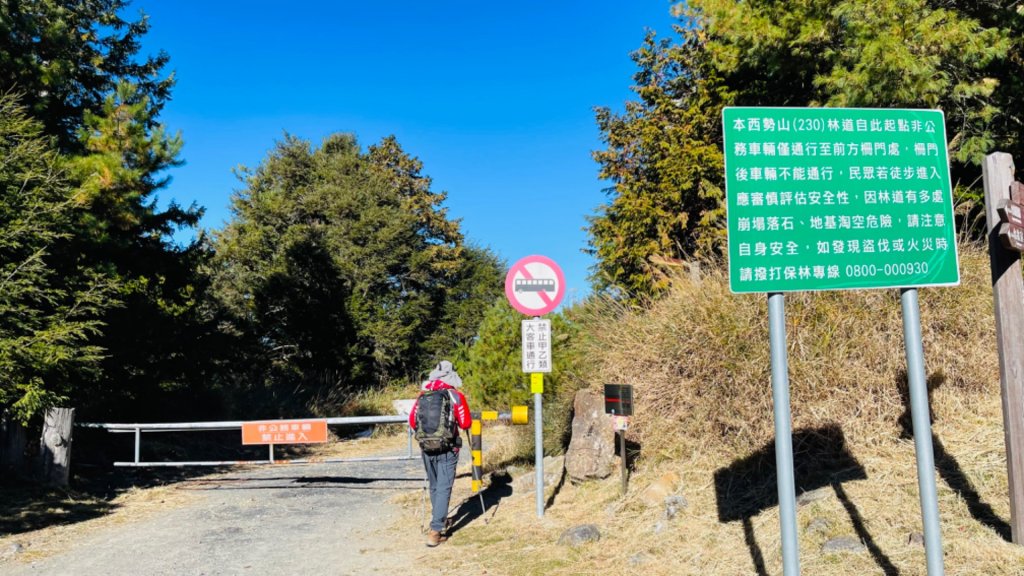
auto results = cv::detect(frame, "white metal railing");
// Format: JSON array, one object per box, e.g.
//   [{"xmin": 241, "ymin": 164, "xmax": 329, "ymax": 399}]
[
  {"xmin": 78, "ymin": 411, "xmax": 520, "ymax": 467},
  {"xmin": 78, "ymin": 415, "xmax": 414, "ymax": 467}
]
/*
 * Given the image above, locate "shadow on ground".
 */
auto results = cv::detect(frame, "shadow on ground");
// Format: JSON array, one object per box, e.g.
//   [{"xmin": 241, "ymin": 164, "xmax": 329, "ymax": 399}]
[
  {"xmin": 896, "ymin": 370, "xmax": 1012, "ymax": 542},
  {"xmin": 714, "ymin": 424, "xmax": 881, "ymax": 576},
  {"xmin": 0, "ymin": 465, "xmax": 229, "ymax": 537},
  {"xmin": 0, "ymin": 427, "xmax": 256, "ymax": 537},
  {"xmin": 446, "ymin": 472, "xmax": 514, "ymax": 535}
]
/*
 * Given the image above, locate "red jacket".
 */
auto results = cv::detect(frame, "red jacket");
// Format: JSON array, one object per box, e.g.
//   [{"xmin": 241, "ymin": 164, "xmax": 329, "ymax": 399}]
[{"xmin": 408, "ymin": 380, "xmax": 472, "ymax": 434}]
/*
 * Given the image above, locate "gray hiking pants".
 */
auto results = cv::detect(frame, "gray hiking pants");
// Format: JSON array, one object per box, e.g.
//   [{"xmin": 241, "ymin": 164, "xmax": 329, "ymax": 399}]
[{"xmin": 422, "ymin": 449, "xmax": 459, "ymax": 532}]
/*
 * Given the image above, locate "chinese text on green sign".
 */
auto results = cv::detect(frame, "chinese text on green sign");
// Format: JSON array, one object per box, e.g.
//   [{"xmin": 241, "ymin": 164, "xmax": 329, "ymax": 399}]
[{"xmin": 722, "ymin": 108, "xmax": 960, "ymax": 293}]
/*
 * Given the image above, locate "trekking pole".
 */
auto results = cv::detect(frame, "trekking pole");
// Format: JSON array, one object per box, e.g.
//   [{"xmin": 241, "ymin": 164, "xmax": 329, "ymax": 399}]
[{"xmin": 420, "ymin": 474, "xmax": 428, "ymax": 533}]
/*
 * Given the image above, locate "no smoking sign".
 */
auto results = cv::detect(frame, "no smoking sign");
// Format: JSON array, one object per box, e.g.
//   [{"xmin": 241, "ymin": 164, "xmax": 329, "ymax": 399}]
[{"xmin": 504, "ymin": 255, "xmax": 566, "ymax": 316}]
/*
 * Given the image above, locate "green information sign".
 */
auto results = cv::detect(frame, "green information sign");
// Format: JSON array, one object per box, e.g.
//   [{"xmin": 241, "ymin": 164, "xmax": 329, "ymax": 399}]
[{"xmin": 723, "ymin": 107, "xmax": 960, "ymax": 293}]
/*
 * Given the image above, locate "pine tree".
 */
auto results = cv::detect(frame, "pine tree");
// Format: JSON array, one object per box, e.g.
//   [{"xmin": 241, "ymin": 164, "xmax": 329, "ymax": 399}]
[
  {"xmin": 0, "ymin": 94, "xmax": 115, "ymax": 420},
  {"xmin": 0, "ymin": 0, "xmax": 173, "ymax": 152},
  {"xmin": 212, "ymin": 133, "xmax": 503, "ymax": 414}
]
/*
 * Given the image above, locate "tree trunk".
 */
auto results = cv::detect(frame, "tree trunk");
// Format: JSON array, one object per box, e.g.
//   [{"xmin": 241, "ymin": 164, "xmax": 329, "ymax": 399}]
[
  {"xmin": 1, "ymin": 413, "xmax": 27, "ymax": 479},
  {"xmin": 39, "ymin": 407, "xmax": 74, "ymax": 487}
]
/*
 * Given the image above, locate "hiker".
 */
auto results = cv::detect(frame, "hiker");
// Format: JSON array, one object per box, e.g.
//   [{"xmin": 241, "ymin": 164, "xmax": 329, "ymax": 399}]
[{"xmin": 409, "ymin": 360, "xmax": 472, "ymax": 547}]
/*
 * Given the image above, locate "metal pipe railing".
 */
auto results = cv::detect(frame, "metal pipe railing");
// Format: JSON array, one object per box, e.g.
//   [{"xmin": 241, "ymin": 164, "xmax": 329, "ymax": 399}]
[{"xmin": 78, "ymin": 408, "xmax": 527, "ymax": 468}]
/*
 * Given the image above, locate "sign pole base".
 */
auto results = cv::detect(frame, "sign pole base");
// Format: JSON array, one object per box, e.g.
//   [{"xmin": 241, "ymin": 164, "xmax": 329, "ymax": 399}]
[
  {"xmin": 768, "ymin": 293, "xmax": 800, "ymax": 576},
  {"xmin": 901, "ymin": 288, "xmax": 945, "ymax": 575},
  {"xmin": 534, "ymin": 388, "xmax": 544, "ymax": 518}
]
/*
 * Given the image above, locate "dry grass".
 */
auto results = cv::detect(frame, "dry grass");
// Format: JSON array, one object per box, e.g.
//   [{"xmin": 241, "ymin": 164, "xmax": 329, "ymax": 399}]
[{"xmin": 414, "ymin": 242, "xmax": 1024, "ymax": 575}]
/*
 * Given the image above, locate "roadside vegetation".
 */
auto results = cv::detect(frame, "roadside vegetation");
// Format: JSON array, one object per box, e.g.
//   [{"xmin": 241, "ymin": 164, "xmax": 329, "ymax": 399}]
[
  {"xmin": 5, "ymin": 1, "xmax": 1024, "ymax": 573},
  {"xmin": 427, "ymin": 242, "xmax": 1024, "ymax": 575}
]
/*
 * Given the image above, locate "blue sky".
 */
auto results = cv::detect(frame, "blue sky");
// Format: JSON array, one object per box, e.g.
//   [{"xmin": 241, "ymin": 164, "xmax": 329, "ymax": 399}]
[{"xmin": 135, "ymin": 1, "xmax": 680, "ymax": 303}]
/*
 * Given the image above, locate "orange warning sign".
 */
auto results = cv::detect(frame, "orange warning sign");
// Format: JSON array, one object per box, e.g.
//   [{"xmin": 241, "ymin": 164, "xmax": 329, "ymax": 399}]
[{"xmin": 241, "ymin": 419, "xmax": 329, "ymax": 445}]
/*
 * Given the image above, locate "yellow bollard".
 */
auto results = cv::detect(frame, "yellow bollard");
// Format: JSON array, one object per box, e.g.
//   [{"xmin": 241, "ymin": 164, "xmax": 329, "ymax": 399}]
[
  {"xmin": 471, "ymin": 419, "xmax": 482, "ymax": 493},
  {"xmin": 511, "ymin": 405, "xmax": 529, "ymax": 425}
]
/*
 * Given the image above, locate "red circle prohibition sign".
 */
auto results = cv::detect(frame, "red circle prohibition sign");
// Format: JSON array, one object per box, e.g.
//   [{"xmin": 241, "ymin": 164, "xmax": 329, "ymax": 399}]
[{"xmin": 504, "ymin": 255, "xmax": 566, "ymax": 316}]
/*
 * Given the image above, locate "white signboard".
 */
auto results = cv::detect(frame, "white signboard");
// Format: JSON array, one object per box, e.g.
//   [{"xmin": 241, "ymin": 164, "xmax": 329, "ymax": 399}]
[{"xmin": 521, "ymin": 319, "xmax": 552, "ymax": 373}]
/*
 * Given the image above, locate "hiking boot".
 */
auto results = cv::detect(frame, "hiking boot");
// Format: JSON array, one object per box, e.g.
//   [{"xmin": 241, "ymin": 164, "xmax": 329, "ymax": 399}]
[{"xmin": 426, "ymin": 530, "xmax": 446, "ymax": 547}]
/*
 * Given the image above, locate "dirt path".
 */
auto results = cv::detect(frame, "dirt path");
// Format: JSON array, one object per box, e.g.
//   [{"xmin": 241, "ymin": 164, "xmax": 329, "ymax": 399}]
[{"xmin": 0, "ymin": 447, "xmax": 458, "ymax": 576}]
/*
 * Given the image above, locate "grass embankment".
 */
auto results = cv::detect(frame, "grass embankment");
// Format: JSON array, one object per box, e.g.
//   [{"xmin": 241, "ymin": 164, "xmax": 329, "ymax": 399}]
[{"xmin": 424, "ymin": 243, "xmax": 1024, "ymax": 575}]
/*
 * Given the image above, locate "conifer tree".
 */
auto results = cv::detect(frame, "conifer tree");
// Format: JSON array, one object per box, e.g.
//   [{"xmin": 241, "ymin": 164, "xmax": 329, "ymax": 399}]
[
  {"xmin": 212, "ymin": 134, "xmax": 503, "ymax": 413},
  {"xmin": 591, "ymin": 1, "xmax": 1013, "ymax": 299},
  {"xmin": 0, "ymin": 94, "xmax": 115, "ymax": 420}
]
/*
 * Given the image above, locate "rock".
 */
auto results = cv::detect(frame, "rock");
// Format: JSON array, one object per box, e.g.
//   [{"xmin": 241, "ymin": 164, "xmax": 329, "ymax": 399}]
[
  {"xmin": 564, "ymin": 389, "xmax": 617, "ymax": 483},
  {"xmin": 512, "ymin": 456, "xmax": 564, "ymax": 494},
  {"xmin": 796, "ymin": 487, "xmax": 832, "ymax": 507},
  {"xmin": 907, "ymin": 532, "xmax": 925, "ymax": 546},
  {"xmin": 639, "ymin": 472, "xmax": 682, "ymax": 508},
  {"xmin": 805, "ymin": 518, "xmax": 830, "ymax": 535},
  {"xmin": 504, "ymin": 465, "xmax": 525, "ymax": 478},
  {"xmin": 665, "ymin": 495, "xmax": 688, "ymax": 520},
  {"xmin": 558, "ymin": 524, "xmax": 601, "ymax": 547},
  {"xmin": 652, "ymin": 521, "xmax": 666, "ymax": 534},
  {"xmin": 2, "ymin": 543, "xmax": 24, "ymax": 558},
  {"xmin": 822, "ymin": 536, "xmax": 867, "ymax": 553}
]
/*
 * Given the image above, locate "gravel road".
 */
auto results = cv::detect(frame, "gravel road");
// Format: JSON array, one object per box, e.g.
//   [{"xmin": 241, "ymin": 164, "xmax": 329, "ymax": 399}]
[{"xmin": 1, "ymin": 448, "xmax": 457, "ymax": 576}]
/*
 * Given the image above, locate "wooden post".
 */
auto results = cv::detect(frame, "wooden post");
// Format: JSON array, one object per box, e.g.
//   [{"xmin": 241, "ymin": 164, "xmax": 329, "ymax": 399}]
[
  {"xmin": 619, "ymin": 430, "xmax": 628, "ymax": 495},
  {"xmin": 983, "ymin": 152, "xmax": 1024, "ymax": 544},
  {"xmin": 39, "ymin": 407, "xmax": 74, "ymax": 487},
  {"xmin": 1, "ymin": 412, "xmax": 27, "ymax": 478}
]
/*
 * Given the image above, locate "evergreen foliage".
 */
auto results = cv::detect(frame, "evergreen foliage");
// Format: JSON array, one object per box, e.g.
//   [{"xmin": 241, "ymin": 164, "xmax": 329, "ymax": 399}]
[
  {"xmin": 456, "ymin": 299, "xmax": 576, "ymax": 410},
  {"xmin": 0, "ymin": 94, "xmax": 116, "ymax": 421},
  {"xmin": 1, "ymin": 1, "xmax": 210, "ymax": 420},
  {"xmin": 211, "ymin": 134, "xmax": 503, "ymax": 415},
  {"xmin": 0, "ymin": 0, "xmax": 173, "ymax": 152},
  {"xmin": 591, "ymin": 1, "xmax": 1016, "ymax": 299}
]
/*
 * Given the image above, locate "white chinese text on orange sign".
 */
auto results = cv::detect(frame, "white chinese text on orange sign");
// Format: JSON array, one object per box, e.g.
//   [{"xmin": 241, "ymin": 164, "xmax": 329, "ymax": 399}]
[{"xmin": 241, "ymin": 419, "xmax": 329, "ymax": 445}]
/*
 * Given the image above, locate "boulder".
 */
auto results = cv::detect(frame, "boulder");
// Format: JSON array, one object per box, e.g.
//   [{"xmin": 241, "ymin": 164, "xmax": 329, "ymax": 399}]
[
  {"xmin": 557, "ymin": 524, "xmax": 601, "ymax": 547},
  {"xmin": 805, "ymin": 517, "xmax": 830, "ymax": 535},
  {"xmin": 564, "ymin": 389, "xmax": 617, "ymax": 483},
  {"xmin": 513, "ymin": 455, "xmax": 565, "ymax": 494},
  {"xmin": 822, "ymin": 536, "xmax": 867, "ymax": 554}
]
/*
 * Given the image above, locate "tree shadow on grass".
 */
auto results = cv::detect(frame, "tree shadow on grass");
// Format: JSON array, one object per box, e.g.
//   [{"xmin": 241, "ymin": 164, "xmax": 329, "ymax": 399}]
[
  {"xmin": 896, "ymin": 371, "xmax": 1012, "ymax": 542},
  {"xmin": 714, "ymin": 424, "xmax": 887, "ymax": 576}
]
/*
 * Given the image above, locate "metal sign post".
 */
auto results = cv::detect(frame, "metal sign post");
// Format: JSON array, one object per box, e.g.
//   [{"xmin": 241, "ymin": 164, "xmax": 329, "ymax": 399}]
[
  {"xmin": 506, "ymin": 255, "xmax": 565, "ymax": 520},
  {"xmin": 901, "ymin": 288, "xmax": 945, "ymax": 574},
  {"xmin": 769, "ymin": 293, "xmax": 800, "ymax": 576},
  {"xmin": 522, "ymin": 319, "xmax": 552, "ymax": 518},
  {"xmin": 532, "ymin": 372, "xmax": 544, "ymax": 518}
]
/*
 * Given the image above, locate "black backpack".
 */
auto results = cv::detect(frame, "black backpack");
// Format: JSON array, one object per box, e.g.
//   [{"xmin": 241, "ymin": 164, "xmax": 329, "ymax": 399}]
[{"xmin": 414, "ymin": 389, "xmax": 457, "ymax": 453}]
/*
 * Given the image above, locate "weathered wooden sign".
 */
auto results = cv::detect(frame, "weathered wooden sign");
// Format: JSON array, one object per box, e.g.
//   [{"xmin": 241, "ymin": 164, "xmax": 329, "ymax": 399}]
[
  {"xmin": 998, "ymin": 181, "xmax": 1024, "ymax": 252},
  {"xmin": 1012, "ymin": 180, "xmax": 1024, "ymax": 202},
  {"xmin": 998, "ymin": 200, "xmax": 1024, "ymax": 227},
  {"xmin": 1001, "ymin": 222, "xmax": 1024, "ymax": 252}
]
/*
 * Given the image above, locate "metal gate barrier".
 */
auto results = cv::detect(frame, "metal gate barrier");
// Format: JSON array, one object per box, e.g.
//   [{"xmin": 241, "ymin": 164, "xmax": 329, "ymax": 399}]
[{"xmin": 78, "ymin": 409, "xmax": 527, "ymax": 467}]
